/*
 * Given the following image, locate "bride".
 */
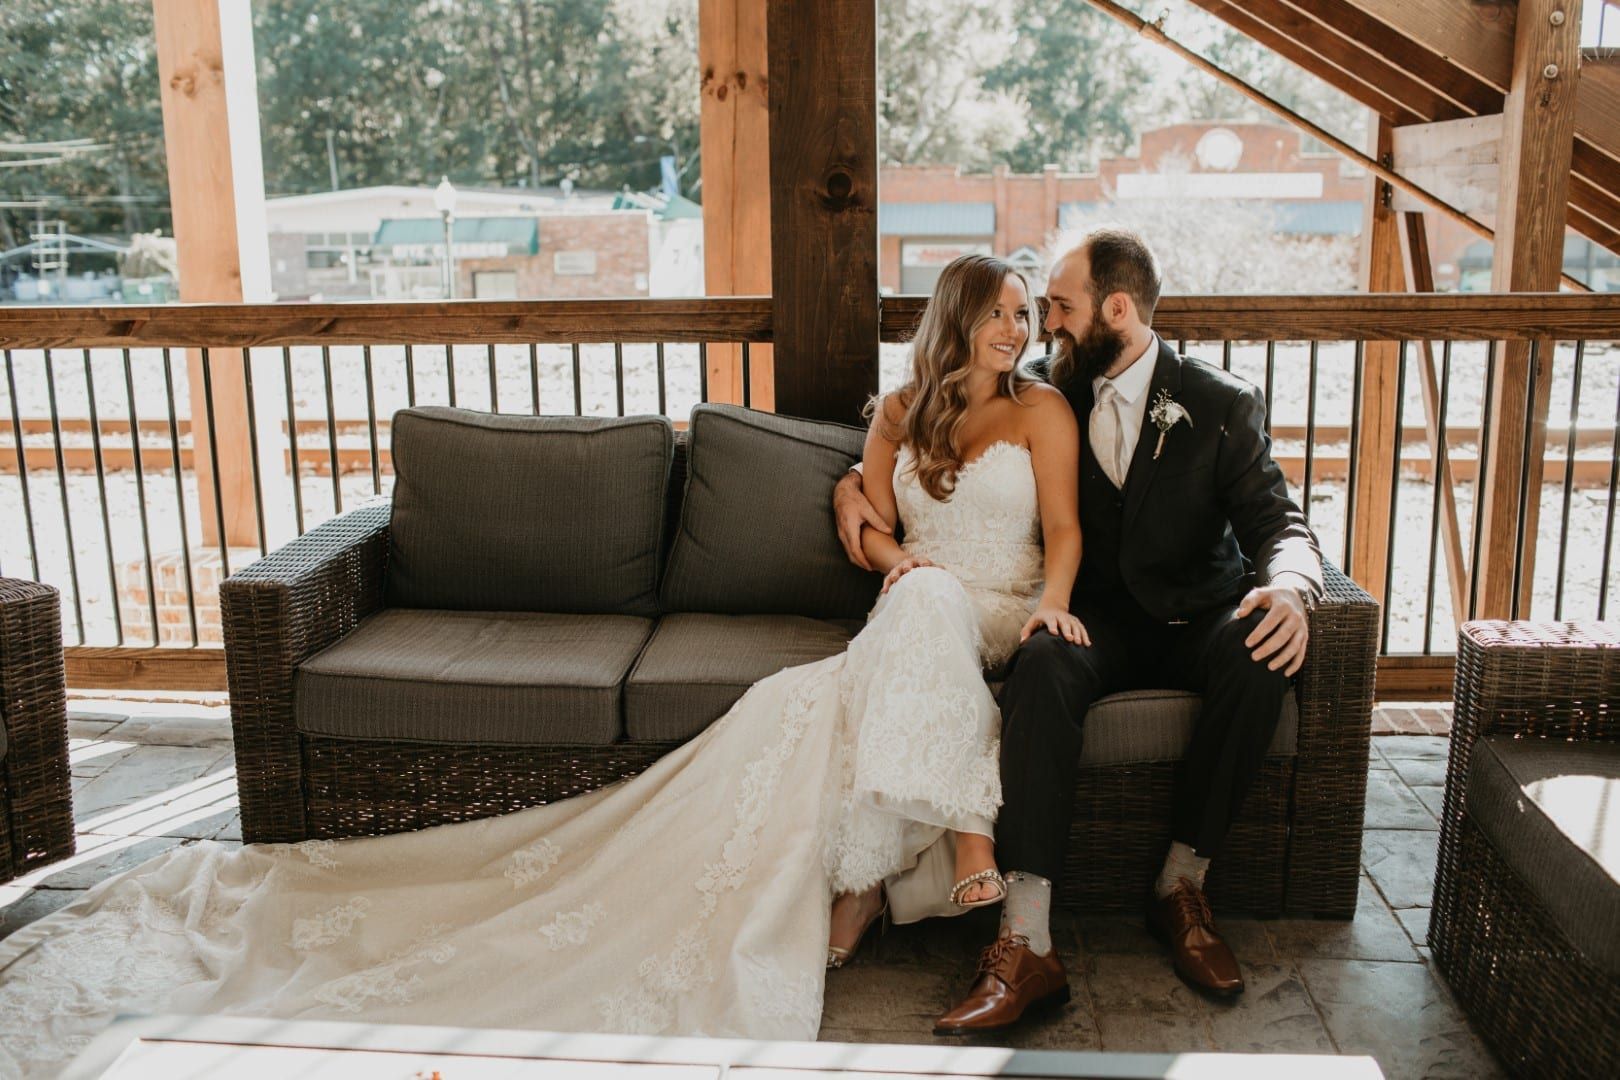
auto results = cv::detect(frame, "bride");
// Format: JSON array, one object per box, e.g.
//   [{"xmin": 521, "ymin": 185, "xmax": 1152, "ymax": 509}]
[{"xmin": 0, "ymin": 254, "xmax": 1082, "ymax": 1076}]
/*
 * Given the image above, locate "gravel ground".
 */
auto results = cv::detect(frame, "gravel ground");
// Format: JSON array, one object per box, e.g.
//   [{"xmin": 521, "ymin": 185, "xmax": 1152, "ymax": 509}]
[{"xmin": 4, "ymin": 339, "xmax": 1617, "ymax": 651}]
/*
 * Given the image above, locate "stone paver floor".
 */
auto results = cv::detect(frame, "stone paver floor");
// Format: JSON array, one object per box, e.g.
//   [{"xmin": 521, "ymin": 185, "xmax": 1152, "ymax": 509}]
[{"xmin": 1, "ymin": 699, "xmax": 1496, "ymax": 1079}]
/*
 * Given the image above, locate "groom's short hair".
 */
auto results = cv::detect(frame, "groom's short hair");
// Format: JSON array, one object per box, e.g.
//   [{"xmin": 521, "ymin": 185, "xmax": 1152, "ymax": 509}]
[{"xmin": 1084, "ymin": 227, "xmax": 1161, "ymax": 324}]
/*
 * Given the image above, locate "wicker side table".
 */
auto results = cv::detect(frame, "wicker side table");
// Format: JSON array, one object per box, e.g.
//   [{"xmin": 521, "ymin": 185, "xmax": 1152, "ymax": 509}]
[
  {"xmin": 1431, "ymin": 620, "xmax": 1620, "ymax": 1080},
  {"xmin": 0, "ymin": 577, "xmax": 75, "ymax": 882}
]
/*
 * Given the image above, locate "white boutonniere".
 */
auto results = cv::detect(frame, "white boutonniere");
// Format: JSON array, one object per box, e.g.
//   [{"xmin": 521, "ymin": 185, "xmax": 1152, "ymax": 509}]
[{"xmin": 1149, "ymin": 389, "xmax": 1192, "ymax": 460}]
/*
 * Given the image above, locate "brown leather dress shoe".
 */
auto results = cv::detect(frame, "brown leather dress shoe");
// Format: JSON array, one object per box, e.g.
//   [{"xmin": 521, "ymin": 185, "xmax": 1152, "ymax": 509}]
[
  {"xmin": 1146, "ymin": 877, "xmax": 1245, "ymax": 998},
  {"xmin": 932, "ymin": 934, "xmax": 1070, "ymax": 1035}
]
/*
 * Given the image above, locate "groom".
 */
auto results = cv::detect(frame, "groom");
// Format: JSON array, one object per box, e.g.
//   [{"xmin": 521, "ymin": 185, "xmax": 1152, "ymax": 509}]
[{"xmin": 834, "ymin": 227, "xmax": 1322, "ymax": 1030}]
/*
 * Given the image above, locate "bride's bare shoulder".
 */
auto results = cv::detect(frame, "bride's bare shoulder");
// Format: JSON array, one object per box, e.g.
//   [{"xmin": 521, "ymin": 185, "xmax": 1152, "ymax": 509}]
[{"xmin": 1019, "ymin": 383, "xmax": 1078, "ymax": 434}]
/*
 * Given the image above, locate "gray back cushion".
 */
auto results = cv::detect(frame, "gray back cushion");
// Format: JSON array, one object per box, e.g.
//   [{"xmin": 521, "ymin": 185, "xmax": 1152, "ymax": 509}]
[
  {"xmin": 387, "ymin": 407, "xmax": 673, "ymax": 616},
  {"xmin": 661, "ymin": 405, "xmax": 881, "ymax": 619}
]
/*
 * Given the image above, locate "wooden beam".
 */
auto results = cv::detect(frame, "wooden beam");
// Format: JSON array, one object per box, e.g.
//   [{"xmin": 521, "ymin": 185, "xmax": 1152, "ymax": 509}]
[
  {"xmin": 1277, "ymin": 0, "xmax": 1502, "ymax": 115},
  {"xmin": 1185, "ymin": 1, "xmax": 1425, "ymax": 123},
  {"xmin": 1188, "ymin": 1, "xmax": 1430, "ymax": 123},
  {"xmin": 700, "ymin": 0, "xmax": 775, "ymax": 410},
  {"xmin": 1349, "ymin": 116, "xmax": 1405, "ymax": 605},
  {"xmin": 1337, "ymin": 0, "xmax": 1516, "ymax": 90},
  {"xmin": 1375, "ymin": 655, "xmax": 1454, "ymax": 700},
  {"xmin": 65, "ymin": 646, "xmax": 227, "ymax": 692},
  {"xmin": 1474, "ymin": 0, "xmax": 1582, "ymax": 621},
  {"xmin": 765, "ymin": 0, "xmax": 879, "ymax": 423},
  {"xmin": 1399, "ymin": 211, "xmax": 1469, "ymax": 621},
  {"xmin": 153, "ymin": 0, "xmax": 274, "ymax": 549},
  {"xmin": 1389, "ymin": 115, "xmax": 1502, "ymax": 217}
]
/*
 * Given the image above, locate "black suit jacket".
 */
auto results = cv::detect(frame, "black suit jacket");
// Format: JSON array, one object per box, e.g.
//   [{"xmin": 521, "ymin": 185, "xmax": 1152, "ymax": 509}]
[{"xmin": 1045, "ymin": 338, "xmax": 1323, "ymax": 621}]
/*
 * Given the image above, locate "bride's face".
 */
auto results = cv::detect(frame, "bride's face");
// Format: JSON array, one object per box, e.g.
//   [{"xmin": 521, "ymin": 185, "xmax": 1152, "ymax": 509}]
[{"xmin": 968, "ymin": 276, "xmax": 1030, "ymax": 377}]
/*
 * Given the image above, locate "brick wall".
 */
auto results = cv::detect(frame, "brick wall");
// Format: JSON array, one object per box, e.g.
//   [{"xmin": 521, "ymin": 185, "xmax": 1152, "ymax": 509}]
[{"xmin": 456, "ymin": 212, "xmax": 652, "ymax": 299}]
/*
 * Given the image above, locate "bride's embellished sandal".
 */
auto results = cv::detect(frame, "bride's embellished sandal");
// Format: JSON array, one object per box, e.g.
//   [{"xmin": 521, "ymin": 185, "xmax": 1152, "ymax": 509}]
[
  {"xmin": 949, "ymin": 868, "xmax": 1007, "ymax": 909},
  {"xmin": 827, "ymin": 895, "xmax": 889, "ymax": 970}
]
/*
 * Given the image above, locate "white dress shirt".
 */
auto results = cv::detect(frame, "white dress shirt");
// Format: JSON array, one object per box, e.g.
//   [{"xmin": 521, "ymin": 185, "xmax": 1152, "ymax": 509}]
[{"xmin": 1089, "ymin": 334, "xmax": 1159, "ymax": 482}]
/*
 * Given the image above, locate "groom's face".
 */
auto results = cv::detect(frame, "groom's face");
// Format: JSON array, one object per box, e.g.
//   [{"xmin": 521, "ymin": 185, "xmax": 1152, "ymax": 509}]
[{"xmin": 1043, "ymin": 252, "xmax": 1129, "ymax": 383}]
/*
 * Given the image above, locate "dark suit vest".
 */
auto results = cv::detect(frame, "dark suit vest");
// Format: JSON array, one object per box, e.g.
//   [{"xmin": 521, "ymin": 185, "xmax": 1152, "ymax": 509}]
[{"xmin": 1077, "ymin": 448, "xmax": 1129, "ymax": 599}]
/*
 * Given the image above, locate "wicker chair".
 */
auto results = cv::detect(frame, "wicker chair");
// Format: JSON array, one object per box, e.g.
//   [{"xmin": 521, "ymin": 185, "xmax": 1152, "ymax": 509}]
[
  {"xmin": 221, "ymin": 496, "xmax": 1378, "ymax": 919},
  {"xmin": 1430, "ymin": 621, "xmax": 1620, "ymax": 1079},
  {"xmin": 0, "ymin": 577, "xmax": 75, "ymax": 882}
]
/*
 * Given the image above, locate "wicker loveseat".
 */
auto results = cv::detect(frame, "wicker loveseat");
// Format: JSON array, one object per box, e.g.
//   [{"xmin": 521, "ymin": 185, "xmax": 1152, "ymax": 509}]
[
  {"xmin": 0, "ymin": 577, "xmax": 75, "ymax": 883},
  {"xmin": 1430, "ymin": 621, "xmax": 1620, "ymax": 1078},
  {"xmin": 222, "ymin": 403, "xmax": 1378, "ymax": 917}
]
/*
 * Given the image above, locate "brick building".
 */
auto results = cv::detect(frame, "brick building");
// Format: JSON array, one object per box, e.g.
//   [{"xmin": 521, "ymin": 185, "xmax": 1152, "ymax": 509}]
[{"xmin": 879, "ymin": 121, "xmax": 1365, "ymax": 293}]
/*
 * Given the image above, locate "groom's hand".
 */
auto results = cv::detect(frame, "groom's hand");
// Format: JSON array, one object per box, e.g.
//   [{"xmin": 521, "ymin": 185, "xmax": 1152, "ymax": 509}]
[
  {"xmin": 1236, "ymin": 586, "xmax": 1309, "ymax": 676},
  {"xmin": 835, "ymin": 471, "xmax": 891, "ymax": 571}
]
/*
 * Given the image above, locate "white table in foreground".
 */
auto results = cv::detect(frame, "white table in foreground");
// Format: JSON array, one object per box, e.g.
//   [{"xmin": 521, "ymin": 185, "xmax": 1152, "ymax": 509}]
[{"xmin": 65, "ymin": 1015, "xmax": 1384, "ymax": 1079}]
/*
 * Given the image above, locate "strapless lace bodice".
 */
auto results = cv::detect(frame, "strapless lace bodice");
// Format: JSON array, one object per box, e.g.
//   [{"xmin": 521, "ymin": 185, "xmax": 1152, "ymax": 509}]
[{"xmin": 895, "ymin": 441, "xmax": 1044, "ymax": 595}]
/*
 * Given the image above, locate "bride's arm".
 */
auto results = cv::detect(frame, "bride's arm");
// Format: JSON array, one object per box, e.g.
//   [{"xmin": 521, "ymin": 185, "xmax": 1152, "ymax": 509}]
[
  {"xmin": 1025, "ymin": 385, "xmax": 1085, "ymax": 642},
  {"xmin": 860, "ymin": 394, "xmax": 910, "ymax": 575}
]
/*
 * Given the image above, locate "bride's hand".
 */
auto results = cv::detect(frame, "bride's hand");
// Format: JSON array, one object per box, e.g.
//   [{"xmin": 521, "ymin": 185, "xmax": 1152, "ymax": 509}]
[
  {"xmin": 880, "ymin": 555, "xmax": 935, "ymax": 594},
  {"xmin": 1021, "ymin": 606, "xmax": 1091, "ymax": 646}
]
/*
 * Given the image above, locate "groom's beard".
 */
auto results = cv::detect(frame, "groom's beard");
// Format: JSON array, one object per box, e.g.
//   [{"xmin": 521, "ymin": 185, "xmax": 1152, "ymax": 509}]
[{"xmin": 1054, "ymin": 315, "xmax": 1129, "ymax": 384}]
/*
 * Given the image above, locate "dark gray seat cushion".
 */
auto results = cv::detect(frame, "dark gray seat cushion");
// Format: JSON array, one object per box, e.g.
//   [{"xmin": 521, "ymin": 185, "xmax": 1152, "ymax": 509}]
[
  {"xmin": 295, "ymin": 609, "xmax": 654, "ymax": 746},
  {"xmin": 387, "ymin": 407, "xmax": 673, "ymax": 617},
  {"xmin": 660, "ymin": 404, "xmax": 881, "ymax": 619},
  {"xmin": 1070, "ymin": 688, "xmax": 1297, "ymax": 766},
  {"xmin": 1467, "ymin": 736, "xmax": 1620, "ymax": 973},
  {"xmin": 624, "ymin": 613, "xmax": 862, "ymax": 741}
]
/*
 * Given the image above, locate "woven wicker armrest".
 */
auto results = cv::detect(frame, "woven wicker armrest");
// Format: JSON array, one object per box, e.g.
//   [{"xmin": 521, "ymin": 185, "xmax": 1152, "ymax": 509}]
[
  {"xmin": 0, "ymin": 577, "xmax": 74, "ymax": 879},
  {"xmin": 1438, "ymin": 620, "xmax": 1620, "ymax": 842},
  {"xmin": 1283, "ymin": 561, "xmax": 1380, "ymax": 915},
  {"xmin": 221, "ymin": 502, "xmax": 392, "ymax": 844}
]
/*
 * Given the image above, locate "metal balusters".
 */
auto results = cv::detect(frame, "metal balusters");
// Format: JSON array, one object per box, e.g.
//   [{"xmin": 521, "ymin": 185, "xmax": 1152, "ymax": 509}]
[
  {"xmin": 1344, "ymin": 341, "xmax": 1364, "ymax": 571},
  {"xmin": 160, "ymin": 348, "xmax": 199, "ymax": 645},
  {"xmin": 81, "ymin": 350, "xmax": 124, "ymax": 641},
  {"xmin": 198, "ymin": 349, "xmax": 232, "ymax": 579},
  {"xmin": 1468, "ymin": 341, "xmax": 1500, "ymax": 621},
  {"xmin": 1554, "ymin": 341, "xmax": 1586, "ymax": 618},
  {"xmin": 241, "ymin": 350, "xmax": 268, "ymax": 556},
  {"xmin": 1221, "ymin": 340, "xmax": 1232, "ymax": 372},
  {"xmin": 321, "ymin": 346, "xmax": 342, "ymax": 515},
  {"xmin": 1422, "ymin": 341, "xmax": 1453, "ymax": 654},
  {"xmin": 571, "ymin": 344, "xmax": 584, "ymax": 415},
  {"xmin": 1600, "ymin": 367, "xmax": 1620, "ymax": 620},
  {"xmin": 43, "ymin": 350, "xmax": 85, "ymax": 641},
  {"xmin": 614, "ymin": 343, "xmax": 626, "ymax": 416},
  {"xmin": 3, "ymin": 350, "xmax": 40, "ymax": 580},
  {"xmin": 529, "ymin": 344, "xmax": 541, "ymax": 415},
  {"xmin": 742, "ymin": 342, "xmax": 752, "ymax": 409},
  {"xmin": 486, "ymin": 343, "xmax": 499, "ymax": 413},
  {"xmin": 282, "ymin": 347, "xmax": 307, "ymax": 535},
  {"xmin": 121, "ymin": 349, "xmax": 162, "ymax": 642},
  {"xmin": 1302, "ymin": 341, "xmax": 1319, "ymax": 518},
  {"xmin": 1381, "ymin": 341, "xmax": 1410, "ymax": 650},
  {"xmin": 1508, "ymin": 342, "xmax": 1543, "ymax": 618},
  {"xmin": 363, "ymin": 345, "xmax": 382, "ymax": 495},
  {"xmin": 405, "ymin": 344, "xmax": 417, "ymax": 407},
  {"xmin": 699, "ymin": 342, "xmax": 709, "ymax": 403},
  {"xmin": 445, "ymin": 344, "xmax": 458, "ymax": 407},
  {"xmin": 1263, "ymin": 341, "xmax": 1275, "ymax": 439},
  {"xmin": 655, "ymin": 343, "xmax": 667, "ymax": 417}
]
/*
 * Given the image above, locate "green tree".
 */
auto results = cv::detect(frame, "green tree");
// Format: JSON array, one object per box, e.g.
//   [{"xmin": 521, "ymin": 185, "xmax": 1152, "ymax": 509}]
[
  {"xmin": 0, "ymin": 0, "xmax": 166, "ymax": 245},
  {"xmin": 984, "ymin": 0, "xmax": 1152, "ymax": 172}
]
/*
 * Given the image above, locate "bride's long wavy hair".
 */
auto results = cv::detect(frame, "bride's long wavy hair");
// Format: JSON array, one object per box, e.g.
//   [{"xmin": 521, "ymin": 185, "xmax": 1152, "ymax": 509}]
[{"xmin": 870, "ymin": 254, "xmax": 1038, "ymax": 501}]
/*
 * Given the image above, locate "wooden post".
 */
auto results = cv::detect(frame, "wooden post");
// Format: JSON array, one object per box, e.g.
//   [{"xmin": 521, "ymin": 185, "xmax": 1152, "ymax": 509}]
[
  {"xmin": 765, "ymin": 0, "xmax": 879, "ymax": 423},
  {"xmin": 1473, "ymin": 0, "xmax": 1582, "ymax": 619},
  {"xmin": 700, "ymin": 0, "xmax": 774, "ymax": 410},
  {"xmin": 1349, "ymin": 115, "xmax": 1405, "ymax": 604},
  {"xmin": 153, "ymin": 0, "xmax": 280, "ymax": 549}
]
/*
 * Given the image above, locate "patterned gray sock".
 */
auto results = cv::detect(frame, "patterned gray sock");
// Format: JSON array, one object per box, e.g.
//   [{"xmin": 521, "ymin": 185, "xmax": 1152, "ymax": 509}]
[
  {"xmin": 999, "ymin": 871, "xmax": 1053, "ymax": 956},
  {"xmin": 1154, "ymin": 841, "xmax": 1211, "ymax": 899}
]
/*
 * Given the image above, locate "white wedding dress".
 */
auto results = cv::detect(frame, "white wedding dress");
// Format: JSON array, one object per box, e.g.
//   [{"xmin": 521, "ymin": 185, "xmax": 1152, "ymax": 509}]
[{"xmin": 0, "ymin": 441, "xmax": 1044, "ymax": 1078}]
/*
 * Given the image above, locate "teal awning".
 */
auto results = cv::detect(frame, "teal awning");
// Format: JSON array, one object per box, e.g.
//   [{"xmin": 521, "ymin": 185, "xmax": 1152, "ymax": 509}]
[
  {"xmin": 879, "ymin": 202, "xmax": 995, "ymax": 237},
  {"xmin": 374, "ymin": 217, "xmax": 539, "ymax": 255}
]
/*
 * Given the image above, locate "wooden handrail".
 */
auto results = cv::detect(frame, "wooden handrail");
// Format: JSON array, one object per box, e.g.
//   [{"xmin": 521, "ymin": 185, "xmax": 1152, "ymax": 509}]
[{"xmin": 2, "ymin": 294, "xmax": 1616, "ymax": 351}]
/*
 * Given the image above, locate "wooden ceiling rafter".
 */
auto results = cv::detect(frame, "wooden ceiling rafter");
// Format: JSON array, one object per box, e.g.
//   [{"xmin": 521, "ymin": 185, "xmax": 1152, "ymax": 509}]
[{"xmin": 1189, "ymin": 0, "xmax": 1620, "ymax": 256}]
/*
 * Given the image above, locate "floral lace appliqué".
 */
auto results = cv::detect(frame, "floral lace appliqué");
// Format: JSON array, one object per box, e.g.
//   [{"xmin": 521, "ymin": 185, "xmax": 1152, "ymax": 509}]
[
  {"xmin": 291, "ymin": 897, "xmax": 371, "ymax": 951},
  {"xmin": 539, "ymin": 902, "xmax": 606, "ymax": 950},
  {"xmin": 309, "ymin": 923, "xmax": 457, "ymax": 1013},
  {"xmin": 505, "ymin": 838, "xmax": 562, "ymax": 888}
]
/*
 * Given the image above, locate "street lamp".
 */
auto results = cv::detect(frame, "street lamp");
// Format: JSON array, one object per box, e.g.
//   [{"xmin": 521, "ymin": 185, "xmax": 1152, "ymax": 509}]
[{"xmin": 433, "ymin": 176, "xmax": 458, "ymax": 299}]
